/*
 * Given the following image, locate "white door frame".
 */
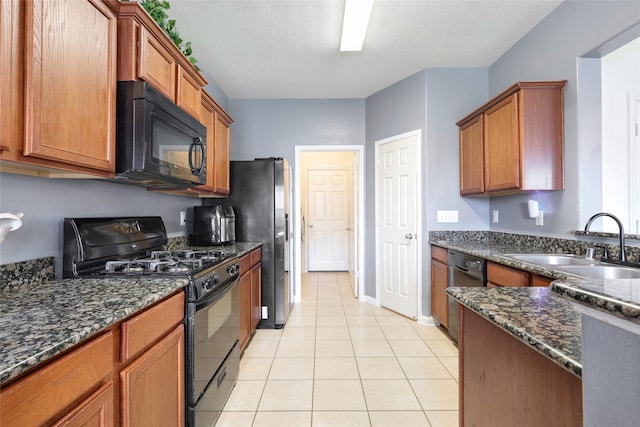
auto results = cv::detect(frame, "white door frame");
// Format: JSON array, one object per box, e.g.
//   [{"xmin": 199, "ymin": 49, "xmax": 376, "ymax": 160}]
[
  {"xmin": 374, "ymin": 130, "xmax": 422, "ymax": 317},
  {"xmin": 294, "ymin": 145, "xmax": 365, "ymax": 302}
]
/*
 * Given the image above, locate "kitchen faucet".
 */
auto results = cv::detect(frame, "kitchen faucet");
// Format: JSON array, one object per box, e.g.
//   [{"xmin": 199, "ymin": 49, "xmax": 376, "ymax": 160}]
[{"xmin": 584, "ymin": 212, "xmax": 627, "ymax": 263}]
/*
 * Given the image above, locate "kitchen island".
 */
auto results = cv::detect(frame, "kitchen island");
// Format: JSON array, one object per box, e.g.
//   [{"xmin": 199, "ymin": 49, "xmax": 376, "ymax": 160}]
[
  {"xmin": 441, "ymin": 230, "xmax": 640, "ymax": 426},
  {"xmin": 447, "ymin": 286, "xmax": 583, "ymax": 426}
]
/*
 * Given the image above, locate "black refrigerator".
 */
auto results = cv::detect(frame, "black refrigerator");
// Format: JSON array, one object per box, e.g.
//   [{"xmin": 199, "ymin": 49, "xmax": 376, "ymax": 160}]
[{"xmin": 210, "ymin": 158, "xmax": 293, "ymax": 328}]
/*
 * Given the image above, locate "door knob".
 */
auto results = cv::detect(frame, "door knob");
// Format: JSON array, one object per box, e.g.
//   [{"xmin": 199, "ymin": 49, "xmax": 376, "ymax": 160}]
[{"xmin": 405, "ymin": 233, "xmax": 413, "ymax": 239}]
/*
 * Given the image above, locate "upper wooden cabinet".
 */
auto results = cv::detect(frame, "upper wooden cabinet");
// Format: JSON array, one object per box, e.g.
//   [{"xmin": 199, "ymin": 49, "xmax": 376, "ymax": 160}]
[
  {"xmin": 117, "ymin": 2, "xmax": 206, "ymax": 120},
  {"xmin": 213, "ymin": 104, "xmax": 232, "ymax": 195},
  {"xmin": 459, "ymin": 115, "xmax": 484, "ymax": 195},
  {"xmin": 0, "ymin": 0, "xmax": 118, "ymax": 178},
  {"xmin": 118, "ymin": 2, "xmax": 233, "ymax": 198},
  {"xmin": 457, "ymin": 81, "xmax": 566, "ymax": 196}
]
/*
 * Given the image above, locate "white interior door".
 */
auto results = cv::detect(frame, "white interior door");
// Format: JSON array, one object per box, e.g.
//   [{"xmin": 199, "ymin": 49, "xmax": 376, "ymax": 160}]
[
  {"xmin": 376, "ymin": 132, "xmax": 420, "ymax": 319},
  {"xmin": 308, "ymin": 169, "xmax": 350, "ymax": 271},
  {"xmin": 631, "ymin": 96, "xmax": 640, "ymax": 233}
]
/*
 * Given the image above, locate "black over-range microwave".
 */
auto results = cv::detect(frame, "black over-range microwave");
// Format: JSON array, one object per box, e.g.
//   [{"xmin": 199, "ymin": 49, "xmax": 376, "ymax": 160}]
[{"xmin": 115, "ymin": 80, "xmax": 206, "ymax": 188}]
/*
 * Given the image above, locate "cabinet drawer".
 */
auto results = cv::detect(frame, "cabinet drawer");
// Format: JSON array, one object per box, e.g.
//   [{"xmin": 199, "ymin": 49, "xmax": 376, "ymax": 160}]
[
  {"xmin": 0, "ymin": 331, "xmax": 113, "ymax": 426},
  {"xmin": 487, "ymin": 262, "xmax": 529, "ymax": 287},
  {"xmin": 239, "ymin": 253, "xmax": 251, "ymax": 274},
  {"xmin": 531, "ymin": 274, "xmax": 553, "ymax": 287},
  {"xmin": 250, "ymin": 247, "xmax": 262, "ymax": 266},
  {"xmin": 431, "ymin": 246, "xmax": 448, "ymax": 264},
  {"xmin": 121, "ymin": 291, "xmax": 184, "ymax": 362}
]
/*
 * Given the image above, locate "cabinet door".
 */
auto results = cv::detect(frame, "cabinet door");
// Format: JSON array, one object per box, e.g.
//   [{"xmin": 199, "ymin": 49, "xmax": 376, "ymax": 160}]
[
  {"xmin": 177, "ymin": 66, "xmax": 202, "ymax": 119},
  {"xmin": 0, "ymin": 0, "xmax": 22, "ymax": 158},
  {"xmin": 121, "ymin": 325, "xmax": 185, "ymax": 427},
  {"xmin": 23, "ymin": 0, "xmax": 116, "ymax": 171},
  {"xmin": 459, "ymin": 115, "xmax": 485, "ymax": 195},
  {"xmin": 430, "ymin": 258, "xmax": 449, "ymax": 328},
  {"xmin": 138, "ymin": 26, "xmax": 176, "ymax": 101},
  {"xmin": 213, "ymin": 111, "xmax": 231, "ymax": 195},
  {"xmin": 251, "ymin": 263, "xmax": 262, "ymax": 330},
  {"xmin": 196, "ymin": 93, "xmax": 217, "ymax": 192},
  {"xmin": 239, "ymin": 271, "xmax": 252, "ymax": 352},
  {"xmin": 52, "ymin": 382, "xmax": 114, "ymax": 427},
  {"xmin": 484, "ymin": 93, "xmax": 520, "ymax": 192}
]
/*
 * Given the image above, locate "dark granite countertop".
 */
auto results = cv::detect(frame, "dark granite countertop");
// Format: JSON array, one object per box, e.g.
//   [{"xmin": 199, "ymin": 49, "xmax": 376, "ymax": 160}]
[
  {"xmin": 188, "ymin": 241, "xmax": 262, "ymax": 258},
  {"xmin": 429, "ymin": 239, "xmax": 582, "ymax": 280},
  {"xmin": 0, "ymin": 241, "xmax": 262, "ymax": 386},
  {"xmin": 552, "ymin": 278, "xmax": 640, "ymax": 325},
  {"xmin": 446, "ymin": 286, "xmax": 582, "ymax": 377},
  {"xmin": 431, "ymin": 238, "xmax": 640, "ymax": 324},
  {"xmin": 0, "ymin": 277, "xmax": 189, "ymax": 385}
]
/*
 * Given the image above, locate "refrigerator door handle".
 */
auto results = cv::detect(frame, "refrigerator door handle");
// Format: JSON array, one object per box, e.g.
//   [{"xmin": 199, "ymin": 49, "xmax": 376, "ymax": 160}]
[{"xmin": 285, "ymin": 213, "xmax": 289, "ymax": 241}]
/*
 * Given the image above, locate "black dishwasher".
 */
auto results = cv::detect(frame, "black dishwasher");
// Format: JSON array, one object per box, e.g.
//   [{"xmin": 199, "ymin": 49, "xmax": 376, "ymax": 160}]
[{"xmin": 447, "ymin": 250, "xmax": 486, "ymax": 342}]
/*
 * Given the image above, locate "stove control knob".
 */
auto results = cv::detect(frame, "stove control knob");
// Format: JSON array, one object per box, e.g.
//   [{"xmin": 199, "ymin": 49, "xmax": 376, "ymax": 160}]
[
  {"xmin": 227, "ymin": 264, "xmax": 238, "ymax": 275},
  {"xmin": 203, "ymin": 276, "xmax": 219, "ymax": 291}
]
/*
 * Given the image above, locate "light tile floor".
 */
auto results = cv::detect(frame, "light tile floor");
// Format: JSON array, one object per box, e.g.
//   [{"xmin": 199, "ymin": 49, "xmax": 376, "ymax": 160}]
[{"xmin": 217, "ymin": 272, "xmax": 459, "ymax": 427}]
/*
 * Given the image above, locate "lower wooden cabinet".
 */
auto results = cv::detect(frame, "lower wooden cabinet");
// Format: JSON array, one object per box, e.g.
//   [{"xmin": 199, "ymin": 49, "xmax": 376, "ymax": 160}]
[
  {"xmin": 239, "ymin": 270, "xmax": 252, "ymax": 351},
  {"xmin": 52, "ymin": 382, "xmax": 114, "ymax": 427},
  {"xmin": 0, "ymin": 331, "xmax": 113, "ymax": 426},
  {"xmin": 430, "ymin": 245, "xmax": 449, "ymax": 328},
  {"xmin": 0, "ymin": 291, "xmax": 185, "ymax": 427},
  {"xmin": 120, "ymin": 325, "xmax": 185, "ymax": 427},
  {"xmin": 251, "ymin": 263, "xmax": 262, "ymax": 330},
  {"xmin": 460, "ymin": 307, "xmax": 582, "ymax": 426},
  {"xmin": 239, "ymin": 247, "xmax": 262, "ymax": 352}
]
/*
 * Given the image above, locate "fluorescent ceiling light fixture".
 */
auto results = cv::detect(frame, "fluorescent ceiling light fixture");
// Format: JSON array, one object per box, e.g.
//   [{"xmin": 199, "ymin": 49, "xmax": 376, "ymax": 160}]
[{"xmin": 340, "ymin": 0, "xmax": 374, "ymax": 52}]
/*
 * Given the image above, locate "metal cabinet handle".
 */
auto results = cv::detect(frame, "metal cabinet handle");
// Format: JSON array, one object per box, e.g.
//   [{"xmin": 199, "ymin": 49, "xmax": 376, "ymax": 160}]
[{"xmin": 405, "ymin": 233, "xmax": 413, "ymax": 239}]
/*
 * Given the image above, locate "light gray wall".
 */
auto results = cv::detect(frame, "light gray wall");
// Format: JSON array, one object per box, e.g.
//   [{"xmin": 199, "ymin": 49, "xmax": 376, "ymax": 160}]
[
  {"xmin": 487, "ymin": 0, "xmax": 640, "ymax": 236},
  {"xmin": 227, "ymin": 99, "xmax": 366, "ymax": 164},
  {"xmin": 422, "ymin": 68, "xmax": 490, "ymax": 315},
  {"xmin": 0, "ymin": 172, "xmax": 197, "ymax": 276},
  {"xmin": 365, "ymin": 70, "xmax": 427, "ymax": 299},
  {"xmin": 426, "ymin": 68, "xmax": 490, "ymax": 231}
]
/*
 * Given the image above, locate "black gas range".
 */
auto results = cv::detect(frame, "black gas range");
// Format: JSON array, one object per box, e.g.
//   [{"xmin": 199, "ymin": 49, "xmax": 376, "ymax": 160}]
[
  {"xmin": 62, "ymin": 217, "xmax": 239, "ymax": 301},
  {"xmin": 62, "ymin": 216, "xmax": 240, "ymax": 426}
]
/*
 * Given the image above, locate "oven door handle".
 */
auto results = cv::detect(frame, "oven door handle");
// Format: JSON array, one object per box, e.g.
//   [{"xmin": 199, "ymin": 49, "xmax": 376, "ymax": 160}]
[{"xmin": 195, "ymin": 277, "xmax": 239, "ymax": 311}]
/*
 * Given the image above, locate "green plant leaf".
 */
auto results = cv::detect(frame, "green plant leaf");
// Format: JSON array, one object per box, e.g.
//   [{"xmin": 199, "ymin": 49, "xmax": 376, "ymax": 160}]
[{"xmin": 140, "ymin": 0, "xmax": 198, "ymax": 72}]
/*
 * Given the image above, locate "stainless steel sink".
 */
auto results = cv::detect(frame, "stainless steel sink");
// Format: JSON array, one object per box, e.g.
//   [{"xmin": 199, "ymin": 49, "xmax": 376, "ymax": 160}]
[
  {"xmin": 504, "ymin": 254, "xmax": 596, "ymax": 266},
  {"xmin": 556, "ymin": 265, "xmax": 640, "ymax": 279}
]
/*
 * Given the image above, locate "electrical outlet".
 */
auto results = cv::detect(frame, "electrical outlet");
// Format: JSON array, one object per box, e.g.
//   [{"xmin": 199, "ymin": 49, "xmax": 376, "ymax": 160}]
[
  {"xmin": 261, "ymin": 306, "xmax": 268, "ymax": 319},
  {"xmin": 437, "ymin": 210, "xmax": 459, "ymax": 223},
  {"xmin": 179, "ymin": 211, "xmax": 187, "ymax": 226},
  {"xmin": 492, "ymin": 210, "xmax": 499, "ymax": 223},
  {"xmin": 535, "ymin": 211, "xmax": 544, "ymax": 226}
]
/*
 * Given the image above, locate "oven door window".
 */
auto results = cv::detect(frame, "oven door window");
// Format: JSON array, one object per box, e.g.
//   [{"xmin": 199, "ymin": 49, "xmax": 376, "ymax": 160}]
[
  {"xmin": 193, "ymin": 283, "xmax": 239, "ymax": 401},
  {"xmin": 149, "ymin": 109, "xmax": 206, "ymax": 182}
]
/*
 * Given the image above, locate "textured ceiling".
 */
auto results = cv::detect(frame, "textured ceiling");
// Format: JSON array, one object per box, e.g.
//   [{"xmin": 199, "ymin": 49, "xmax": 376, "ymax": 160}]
[{"xmin": 167, "ymin": 0, "xmax": 563, "ymax": 99}]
